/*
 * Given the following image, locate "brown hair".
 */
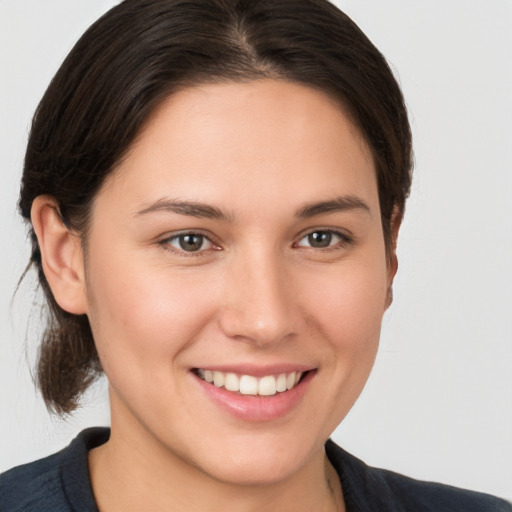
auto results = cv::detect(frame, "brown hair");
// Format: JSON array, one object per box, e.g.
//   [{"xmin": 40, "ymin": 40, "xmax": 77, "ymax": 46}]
[{"xmin": 19, "ymin": 0, "xmax": 413, "ymax": 414}]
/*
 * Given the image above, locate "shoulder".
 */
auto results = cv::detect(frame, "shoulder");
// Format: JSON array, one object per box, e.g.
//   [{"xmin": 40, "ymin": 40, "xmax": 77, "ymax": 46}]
[
  {"xmin": 326, "ymin": 439, "xmax": 512, "ymax": 512},
  {"xmin": 0, "ymin": 449, "xmax": 67, "ymax": 512},
  {"xmin": 372, "ymin": 466, "xmax": 512, "ymax": 512},
  {"xmin": 0, "ymin": 428, "xmax": 108, "ymax": 512}
]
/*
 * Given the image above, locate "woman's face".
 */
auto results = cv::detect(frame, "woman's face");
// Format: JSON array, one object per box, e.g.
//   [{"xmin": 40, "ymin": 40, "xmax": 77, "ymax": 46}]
[{"xmin": 83, "ymin": 80, "xmax": 395, "ymax": 484}]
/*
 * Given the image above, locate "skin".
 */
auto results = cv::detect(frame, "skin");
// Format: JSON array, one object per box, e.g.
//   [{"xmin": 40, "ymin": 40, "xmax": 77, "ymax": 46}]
[{"xmin": 32, "ymin": 80, "xmax": 399, "ymax": 512}]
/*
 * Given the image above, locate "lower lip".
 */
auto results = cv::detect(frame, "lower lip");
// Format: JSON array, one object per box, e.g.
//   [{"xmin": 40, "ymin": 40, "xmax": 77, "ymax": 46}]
[{"xmin": 194, "ymin": 371, "xmax": 315, "ymax": 422}]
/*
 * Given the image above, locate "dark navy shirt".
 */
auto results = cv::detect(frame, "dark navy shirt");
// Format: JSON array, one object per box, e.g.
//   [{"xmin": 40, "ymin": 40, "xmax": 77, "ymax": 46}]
[{"xmin": 1, "ymin": 428, "xmax": 510, "ymax": 511}]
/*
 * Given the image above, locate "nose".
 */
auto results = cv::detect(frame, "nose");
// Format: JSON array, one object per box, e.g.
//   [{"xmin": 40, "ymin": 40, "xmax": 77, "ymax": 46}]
[{"xmin": 218, "ymin": 250, "xmax": 298, "ymax": 347}]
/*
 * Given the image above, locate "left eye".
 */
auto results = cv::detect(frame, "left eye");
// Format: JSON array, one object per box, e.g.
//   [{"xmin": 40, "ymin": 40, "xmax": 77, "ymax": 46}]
[
  {"xmin": 165, "ymin": 233, "xmax": 213, "ymax": 252},
  {"xmin": 296, "ymin": 230, "xmax": 346, "ymax": 249}
]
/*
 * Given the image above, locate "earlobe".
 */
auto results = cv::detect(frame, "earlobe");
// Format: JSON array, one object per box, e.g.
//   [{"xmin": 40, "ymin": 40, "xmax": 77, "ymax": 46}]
[{"xmin": 31, "ymin": 196, "xmax": 88, "ymax": 315}]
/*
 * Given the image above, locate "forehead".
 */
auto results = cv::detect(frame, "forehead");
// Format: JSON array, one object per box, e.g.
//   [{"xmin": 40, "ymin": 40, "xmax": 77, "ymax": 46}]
[{"xmin": 101, "ymin": 79, "xmax": 378, "ymax": 217}]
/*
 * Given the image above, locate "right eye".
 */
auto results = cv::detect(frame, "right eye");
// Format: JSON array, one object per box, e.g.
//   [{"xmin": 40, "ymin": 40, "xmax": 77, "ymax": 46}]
[{"xmin": 160, "ymin": 232, "xmax": 216, "ymax": 254}]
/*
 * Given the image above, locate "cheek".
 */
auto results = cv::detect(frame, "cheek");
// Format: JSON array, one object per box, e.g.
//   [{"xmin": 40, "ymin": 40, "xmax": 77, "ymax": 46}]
[
  {"xmin": 278, "ymin": 255, "xmax": 389, "ymax": 439},
  {"xmin": 299, "ymin": 255, "xmax": 388, "ymax": 366},
  {"xmin": 84, "ymin": 251, "xmax": 219, "ymax": 381}
]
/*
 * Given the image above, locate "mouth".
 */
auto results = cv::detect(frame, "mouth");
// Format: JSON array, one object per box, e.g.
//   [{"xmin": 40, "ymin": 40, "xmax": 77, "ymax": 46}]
[
  {"xmin": 193, "ymin": 368, "xmax": 307, "ymax": 397},
  {"xmin": 192, "ymin": 366, "xmax": 316, "ymax": 421}
]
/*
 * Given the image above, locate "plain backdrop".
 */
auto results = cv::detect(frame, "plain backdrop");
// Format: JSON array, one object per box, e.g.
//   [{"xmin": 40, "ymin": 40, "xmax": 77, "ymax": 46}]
[{"xmin": 1, "ymin": 0, "xmax": 511, "ymax": 502}]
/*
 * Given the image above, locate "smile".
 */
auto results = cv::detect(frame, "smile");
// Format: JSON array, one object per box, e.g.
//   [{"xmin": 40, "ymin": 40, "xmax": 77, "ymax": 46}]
[{"xmin": 195, "ymin": 369, "xmax": 304, "ymax": 396}]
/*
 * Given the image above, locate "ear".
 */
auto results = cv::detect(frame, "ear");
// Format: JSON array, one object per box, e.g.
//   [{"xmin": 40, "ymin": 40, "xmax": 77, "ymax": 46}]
[
  {"xmin": 385, "ymin": 207, "xmax": 402, "ymax": 309},
  {"xmin": 31, "ymin": 196, "xmax": 88, "ymax": 315}
]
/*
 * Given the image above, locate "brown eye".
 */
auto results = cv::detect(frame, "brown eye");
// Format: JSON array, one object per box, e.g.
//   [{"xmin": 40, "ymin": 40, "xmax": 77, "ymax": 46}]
[
  {"xmin": 177, "ymin": 234, "xmax": 205, "ymax": 251},
  {"xmin": 307, "ymin": 231, "xmax": 332, "ymax": 248},
  {"xmin": 163, "ymin": 233, "xmax": 213, "ymax": 253},
  {"xmin": 295, "ymin": 230, "xmax": 351, "ymax": 250}
]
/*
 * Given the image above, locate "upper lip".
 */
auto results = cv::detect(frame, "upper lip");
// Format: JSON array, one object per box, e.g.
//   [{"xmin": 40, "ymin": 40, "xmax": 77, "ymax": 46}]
[{"xmin": 192, "ymin": 364, "xmax": 316, "ymax": 377}]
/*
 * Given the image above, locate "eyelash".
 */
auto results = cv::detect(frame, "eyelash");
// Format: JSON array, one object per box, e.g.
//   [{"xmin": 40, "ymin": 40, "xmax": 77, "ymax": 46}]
[
  {"xmin": 158, "ymin": 232, "xmax": 218, "ymax": 257},
  {"xmin": 158, "ymin": 229, "xmax": 353, "ymax": 256},
  {"xmin": 294, "ymin": 229, "xmax": 353, "ymax": 251}
]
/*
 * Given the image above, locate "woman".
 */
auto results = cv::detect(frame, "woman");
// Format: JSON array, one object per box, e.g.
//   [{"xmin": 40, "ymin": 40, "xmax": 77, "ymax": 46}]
[{"xmin": 0, "ymin": 0, "xmax": 510, "ymax": 510}]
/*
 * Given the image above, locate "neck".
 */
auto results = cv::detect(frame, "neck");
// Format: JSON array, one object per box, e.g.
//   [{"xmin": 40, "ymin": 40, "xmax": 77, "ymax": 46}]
[{"xmin": 89, "ymin": 421, "xmax": 344, "ymax": 512}]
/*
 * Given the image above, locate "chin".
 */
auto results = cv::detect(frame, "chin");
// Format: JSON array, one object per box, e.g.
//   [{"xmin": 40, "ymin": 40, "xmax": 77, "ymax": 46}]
[
  {"xmin": 189, "ymin": 433, "xmax": 319, "ymax": 487},
  {"xmin": 203, "ymin": 455, "xmax": 303, "ymax": 487}
]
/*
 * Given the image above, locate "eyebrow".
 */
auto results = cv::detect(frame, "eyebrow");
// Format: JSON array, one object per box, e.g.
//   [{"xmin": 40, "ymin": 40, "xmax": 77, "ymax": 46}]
[
  {"xmin": 295, "ymin": 195, "xmax": 371, "ymax": 218},
  {"xmin": 136, "ymin": 198, "xmax": 233, "ymax": 221},
  {"xmin": 135, "ymin": 195, "xmax": 371, "ymax": 221}
]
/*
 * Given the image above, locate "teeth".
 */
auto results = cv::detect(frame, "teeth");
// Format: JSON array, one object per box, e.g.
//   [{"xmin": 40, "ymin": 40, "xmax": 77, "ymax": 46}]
[
  {"xmin": 276, "ymin": 373, "xmax": 287, "ymax": 392},
  {"xmin": 213, "ymin": 371, "xmax": 225, "ymax": 387},
  {"xmin": 224, "ymin": 373, "xmax": 239, "ymax": 392},
  {"xmin": 286, "ymin": 372, "xmax": 296, "ymax": 390},
  {"xmin": 240, "ymin": 375, "xmax": 258, "ymax": 395},
  {"xmin": 258, "ymin": 375, "xmax": 277, "ymax": 396},
  {"xmin": 197, "ymin": 369, "xmax": 305, "ymax": 396}
]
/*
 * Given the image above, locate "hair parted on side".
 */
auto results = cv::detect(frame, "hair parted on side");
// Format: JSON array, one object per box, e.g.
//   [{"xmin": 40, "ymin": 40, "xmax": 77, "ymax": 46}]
[{"xmin": 19, "ymin": 0, "xmax": 413, "ymax": 415}]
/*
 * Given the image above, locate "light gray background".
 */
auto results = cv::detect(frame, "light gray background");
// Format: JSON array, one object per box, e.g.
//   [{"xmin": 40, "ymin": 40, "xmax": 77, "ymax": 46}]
[{"xmin": 1, "ymin": 0, "xmax": 511, "ymax": 502}]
